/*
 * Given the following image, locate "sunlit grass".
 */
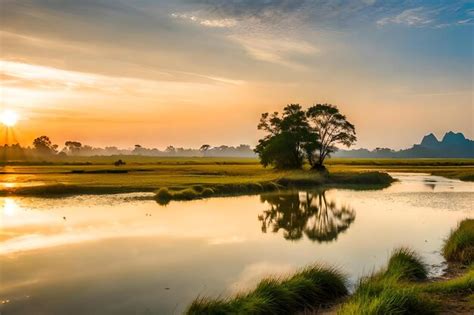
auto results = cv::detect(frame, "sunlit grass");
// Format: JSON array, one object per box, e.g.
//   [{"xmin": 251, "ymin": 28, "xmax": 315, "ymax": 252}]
[
  {"xmin": 186, "ymin": 265, "xmax": 348, "ymax": 315},
  {"xmin": 443, "ymin": 219, "xmax": 474, "ymax": 265},
  {"xmin": 0, "ymin": 157, "xmax": 471, "ymax": 197}
]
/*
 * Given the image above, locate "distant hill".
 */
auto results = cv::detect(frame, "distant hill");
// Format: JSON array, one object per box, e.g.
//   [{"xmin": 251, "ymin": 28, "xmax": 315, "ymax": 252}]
[{"xmin": 335, "ymin": 131, "xmax": 474, "ymax": 158}]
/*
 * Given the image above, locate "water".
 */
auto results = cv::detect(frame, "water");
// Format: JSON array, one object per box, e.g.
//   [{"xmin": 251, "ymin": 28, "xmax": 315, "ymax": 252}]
[{"xmin": 0, "ymin": 173, "xmax": 472, "ymax": 314}]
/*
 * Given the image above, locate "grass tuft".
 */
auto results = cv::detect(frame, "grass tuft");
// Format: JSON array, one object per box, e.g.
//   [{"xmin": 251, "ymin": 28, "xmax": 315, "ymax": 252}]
[
  {"xmin": 443, "ymin": 219, "xmax": 474, "ymax": 265},
  {"xmin": 186, "ymin": 265, "xmax": 348, "ymax": 315},
  {"xmin": 338, "ymin": 283, "xmax": 437, "ymax": 315},
  {"xmin": 384, "ymin": 247, "xmax": 428, "ymax": 281}
]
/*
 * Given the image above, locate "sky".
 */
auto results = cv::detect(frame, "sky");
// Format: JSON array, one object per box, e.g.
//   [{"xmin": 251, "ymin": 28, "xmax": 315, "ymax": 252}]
[{"xmin": 0, "ymin": 0, "xmax": 473, "ymax": 150}]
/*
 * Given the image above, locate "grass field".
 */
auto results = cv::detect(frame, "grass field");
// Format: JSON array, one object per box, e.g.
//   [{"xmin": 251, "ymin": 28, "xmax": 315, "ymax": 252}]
[{"xmin": 0, "ymin": 157, "xmax": 472, "ymax": 197}]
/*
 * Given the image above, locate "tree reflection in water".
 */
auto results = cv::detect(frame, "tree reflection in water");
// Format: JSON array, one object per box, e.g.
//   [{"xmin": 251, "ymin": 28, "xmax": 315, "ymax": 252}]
[{"xmin": 258, "ymin": 190, "xmax": 355, "ymax": 242}]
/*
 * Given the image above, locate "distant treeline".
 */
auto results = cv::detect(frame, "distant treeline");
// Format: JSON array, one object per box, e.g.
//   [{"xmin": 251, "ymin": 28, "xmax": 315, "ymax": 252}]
[{"xmin": 0, "ymin": 136, "xmax": 256, "ymax": 161}]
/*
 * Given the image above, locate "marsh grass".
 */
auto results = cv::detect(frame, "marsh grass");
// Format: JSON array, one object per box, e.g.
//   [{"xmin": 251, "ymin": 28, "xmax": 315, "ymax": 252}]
[
  {"xmin": 185, "ymin": 238, "xmax": 474, "ymax": 314},
  {"xmin": 186, "ymin": 265, "xmax": 348, "ymax": 315},
  {"xmin": 384, "ymin": 247, "xmax": 428, "ymax": 281},
  {"xmin": 338, "ymin": 283, "xmax": 436, "ymax": 315},
  {"xmin": 1, "ymin": 157, "xmax": 471, "ymax": 197},
  {"xmin": 443, "ymin": 219, "xmax": 474, "ymax": 265},
  {"xmin": 337, "ymin": 247, "xmax": 434, "ymax": 315},
  {"xmin": 424, "ymin": 266, "xmax": 474, "ymax": 294}
]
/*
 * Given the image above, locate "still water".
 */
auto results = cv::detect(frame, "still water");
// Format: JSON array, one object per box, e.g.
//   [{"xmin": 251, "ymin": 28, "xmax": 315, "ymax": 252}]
[{"xmin": 0, "ymin": 173, "xmax": 472, "ymax": 314}]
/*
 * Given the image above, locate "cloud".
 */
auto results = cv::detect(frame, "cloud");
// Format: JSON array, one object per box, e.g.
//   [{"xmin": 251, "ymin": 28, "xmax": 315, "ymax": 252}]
[
  {"xmin": 230, "ymin": 35, "xmax": 319, "ymax": 69},
  {"xmin": 377, "ymin": 7, "xmax": 433, "ymax": 26},
  {"xmin": 171, "ymin": 12, "xmax": 237, "ymax": 28},
  {"xmin": 186, "ymin": 0, "xmax": 306, "ymax": 20}
]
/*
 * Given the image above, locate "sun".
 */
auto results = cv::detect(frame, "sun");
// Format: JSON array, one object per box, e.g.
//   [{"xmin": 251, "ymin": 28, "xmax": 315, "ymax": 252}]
[{"xmin": 1, "ymin": 110, "xmax": 19, "ymax": 127}]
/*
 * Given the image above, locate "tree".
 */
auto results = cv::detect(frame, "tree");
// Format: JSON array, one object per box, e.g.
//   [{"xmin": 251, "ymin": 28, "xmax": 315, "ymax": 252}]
[
  {"xmin": 64, "ymin": 141, "xmax": 82, "ymax": 155},
  {"xmin": 33, "ymin": 136, "xmax": 58, "ymax": 155},
  {"xmin": 255, "ymin": 104, "xmax": 317, "ymax": 169},
  {"xmin": 306, "ymin": 104, "xmax": 356, "ymax": 169},
  {"xmin": 165, "ymin": 146, "xmax": 176, "ymax": 155},
  {"xmin": 199, "ymin": 144, "xmax": 211, "ymax": 156}
]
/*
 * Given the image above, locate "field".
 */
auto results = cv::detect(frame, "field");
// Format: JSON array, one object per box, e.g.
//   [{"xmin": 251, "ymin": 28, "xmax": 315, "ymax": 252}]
[{"xmin": 0, "ymin": 157, "xmax": 472, "ymax": 197}]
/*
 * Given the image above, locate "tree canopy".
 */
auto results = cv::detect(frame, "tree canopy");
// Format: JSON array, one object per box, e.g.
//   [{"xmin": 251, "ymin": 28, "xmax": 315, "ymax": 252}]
[
  {"xmin": 255, "ymin": 104, "xmax": 317, "ymax": 169},
  {"xmin": 255, "ymin": 103, "xmax": 356, "ymax": 169},
  {"xmin": 33, "ymin": 136, "xmax": 58, "ymax": 155},
  {"xmin": 306, "ymin": 104, "xmax": 356, "ymax": 169}
]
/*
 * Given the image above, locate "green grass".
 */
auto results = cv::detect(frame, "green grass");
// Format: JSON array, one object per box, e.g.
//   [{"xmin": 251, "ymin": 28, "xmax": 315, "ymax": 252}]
[
  {"xmin": 0, "ymin": 157, "xmax": 471, "ymax": 197},
  {"xmin": 338, "ymin": 283, "xmax": 436, "ymax": 315},
  {"xmin": 443, "ymin": 219, "xmax": 474, "ymax": 265},
  {"xmin": 338, "ymin": 248, "xmax": 435, "ymax": 315},
  {"xmin": 384, "ymin": 247, "xmax": 428, "ymax": 281},
  {"xmin": 424, "ymin": 266, "xmax": 474, "ymax": 294},
  {"xmin": 186, "ymin": 265, "xmax": 348, "ymax": 315},
  {"xmin": 185, "ymin": 219, "xmax": 474, "ymax": 315},
  {"xmin": 338, "ymin": 226, "xmax": 474, "ymax": 315},
  {"xmin": 185, "ymin": 245, "xmax": 473, "ymax": 315},
  {"xmin": 0, "ymin": 161, "xmax": 394, "ymax": 198}
]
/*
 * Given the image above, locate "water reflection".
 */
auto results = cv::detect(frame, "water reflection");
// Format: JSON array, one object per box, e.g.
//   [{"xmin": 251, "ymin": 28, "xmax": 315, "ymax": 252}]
[{"xmin": 258, "ymin": 190, "xmax": 355, "ymax": 242}]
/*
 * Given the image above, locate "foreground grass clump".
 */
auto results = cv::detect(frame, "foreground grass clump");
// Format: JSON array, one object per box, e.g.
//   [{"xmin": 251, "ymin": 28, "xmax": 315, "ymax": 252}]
[
  {"xmin": 443, "ymin": 219, "xmax": 474, "ymax": 265},
  {"xmin": 338, "ymin": 282, "xmax": 436, "ymax": 315},
  {"xmin": 384, "ymin": 247, "xmax": 428, "ymax": 281},
  {"xmin": 186, "ymin": 265, "xmax": 347, "ymax": 315},
  {"xmin": 338, "ymin": 247, "xmax": 434, "ymax": 315}
]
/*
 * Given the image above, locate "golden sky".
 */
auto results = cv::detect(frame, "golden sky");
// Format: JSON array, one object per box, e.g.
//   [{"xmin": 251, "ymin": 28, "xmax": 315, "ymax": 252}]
[{"xmin": 1, "ymin": 0, "xmax": 472, "ymax": 149}]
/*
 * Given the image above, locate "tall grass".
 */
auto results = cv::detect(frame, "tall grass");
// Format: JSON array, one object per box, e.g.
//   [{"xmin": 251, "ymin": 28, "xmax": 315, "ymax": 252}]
[
  {"xmin": 338, "ymin": 284, "xmax": 436, "ymax": 315},
  {"xmin": 384, "ymin": 247, "xmax": 428, "ymax": 281},
  {"xmin": 186, "ymin": 265, "xmax": 347, "ymax": 315},
  {"xmin": 338, "ymin": 247, "xmax": 434, "ymax": 315},
  {"xmin": 443, "ymin": 219, "xmax": 474, "ymax": 265}
]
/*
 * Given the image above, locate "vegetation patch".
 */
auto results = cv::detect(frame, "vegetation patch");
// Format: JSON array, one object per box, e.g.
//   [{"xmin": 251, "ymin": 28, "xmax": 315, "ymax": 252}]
[
  {"xmin": 154, "ymin": 171, "xmax": 393, "ymax": 204},
  {"xmin": 338, "ymin": 282, "xmax": 436, "ymax": 315},
  {"xmin": 384, "ymin": 247, "xmax": 428, "ymax": 281},
  {"xmin": 443, "ymin": 219, "xmax": 474, "ymax": 265},
  {"xmin": 186, "ymin": 265, "xmax": 348, "ymax": 315},
  {"xmin": 327, "ymin": 171, "xmax": 395, "ymax": 186}
]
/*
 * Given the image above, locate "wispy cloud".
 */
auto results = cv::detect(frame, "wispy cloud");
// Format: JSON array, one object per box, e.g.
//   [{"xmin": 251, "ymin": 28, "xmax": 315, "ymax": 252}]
[
  {"xmin": 377, "ymin": 7, "xmax": 433, "ymax": 26},
  {"xmin": 230, "ymin": 35, "xmax": 319, "ymax": 69},
  {"xmin": 171, "ymin": 12, "xmax": 237, "ymax": 28}
]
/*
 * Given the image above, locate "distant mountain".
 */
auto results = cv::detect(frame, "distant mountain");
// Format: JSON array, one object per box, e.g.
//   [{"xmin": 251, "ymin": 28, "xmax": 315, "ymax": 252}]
[{"xmin": 335, "ymin": 131, "xmax": 474, "ymax": 158}]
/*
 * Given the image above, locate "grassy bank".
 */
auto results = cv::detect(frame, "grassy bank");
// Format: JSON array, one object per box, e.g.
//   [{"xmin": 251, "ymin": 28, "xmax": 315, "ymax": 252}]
[
  {"xmin": 0, "ymin": 157, "xmax": 471, "ymax": 197},
  {"xmin": 339, "ymin": 219, "xmax": 474, "ymax": 314},
  {"xmin": 186, "ymin": 265, "xmax": 348, "ymax": 315},
  {"xmin": 186, "ymin": 219, "xmax": 474, "ymax": 314},
  {"xmin": 153, "ymin": 171, "xmax": 393, "ymax": 204},
  {"xmin": 0, "ymin": 161, "xmax": 395, "ymax": 198}
]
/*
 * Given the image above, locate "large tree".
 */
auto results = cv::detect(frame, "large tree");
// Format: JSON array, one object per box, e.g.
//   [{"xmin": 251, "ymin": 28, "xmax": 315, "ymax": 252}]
[
  {"xmin": 306, "ymin": 104, "xmax": 356, "ymax": 169},
  {"xmin": 255, "ymin": 104, "xmax": 317, "ymax": 169},
  {"xmin": 33, "ymin": 136, "xmax": 58, "ymax": 155}
]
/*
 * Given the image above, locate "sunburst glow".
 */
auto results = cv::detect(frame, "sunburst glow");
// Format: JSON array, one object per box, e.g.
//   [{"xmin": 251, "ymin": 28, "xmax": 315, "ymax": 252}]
[{"xmin": 0, "ymin": 110, "xmax": 19, "ymax": 127}]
